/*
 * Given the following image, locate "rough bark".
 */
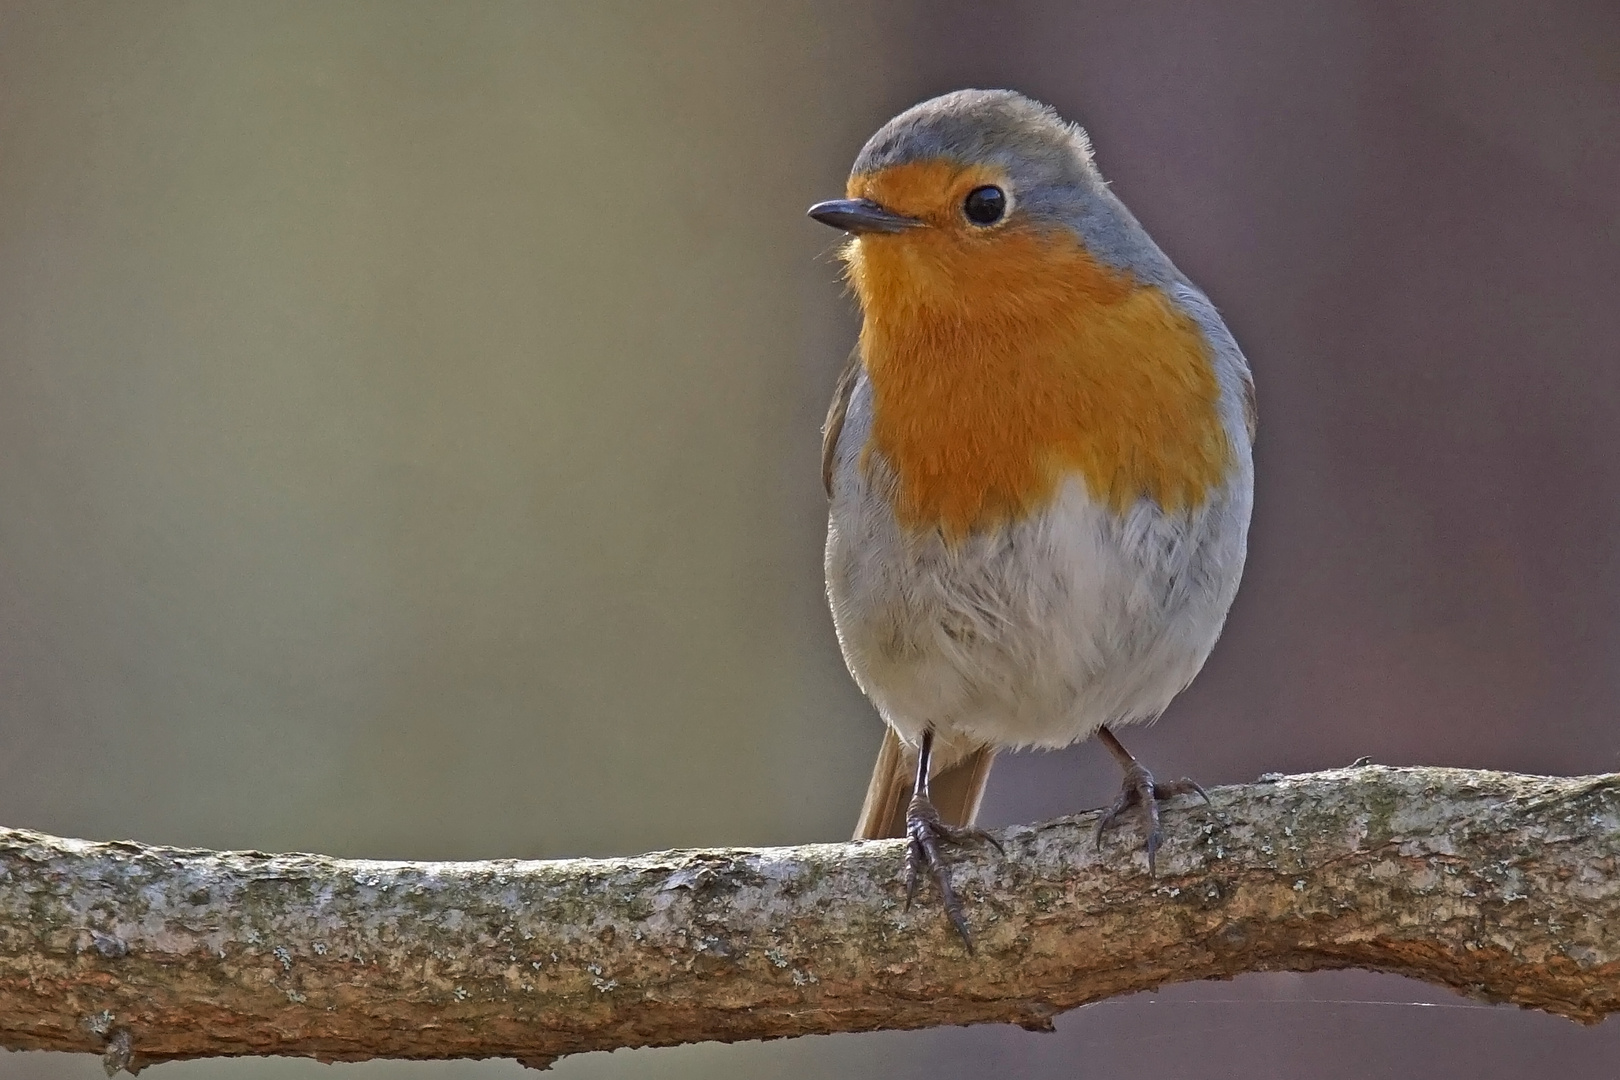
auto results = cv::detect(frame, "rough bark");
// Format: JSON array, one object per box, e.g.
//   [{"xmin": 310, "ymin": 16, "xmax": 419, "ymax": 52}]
[{"xmin": 1, "ymin": 765, "xmax": 1616, "ymax": 1074}]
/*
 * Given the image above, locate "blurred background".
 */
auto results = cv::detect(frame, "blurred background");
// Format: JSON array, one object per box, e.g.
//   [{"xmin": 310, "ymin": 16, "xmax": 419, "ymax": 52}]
[{"xmin": 1, "ymin": 1, "xmax": 1617, "ymax": 1077}]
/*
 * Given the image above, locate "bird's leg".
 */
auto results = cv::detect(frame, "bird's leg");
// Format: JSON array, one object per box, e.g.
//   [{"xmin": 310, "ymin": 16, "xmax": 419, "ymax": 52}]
[
  {"xmin": 1092, "ymin": 726, "xmax": 1209, "ymax": 874},
  {"xmin": 905, "ymin": 727, "xmax": 1002, "ymax": 952}
]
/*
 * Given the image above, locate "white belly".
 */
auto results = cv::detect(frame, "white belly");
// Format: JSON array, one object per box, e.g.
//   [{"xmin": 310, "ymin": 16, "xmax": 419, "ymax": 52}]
[{"xmin": 825, "ymin": 377, "xmax": 1252, "ymax": 751}]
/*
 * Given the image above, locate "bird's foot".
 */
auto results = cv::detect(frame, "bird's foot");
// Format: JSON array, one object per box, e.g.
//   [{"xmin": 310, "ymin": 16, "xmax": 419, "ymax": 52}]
[
  {"xmin": 1093, "ymin": 763, "xmax": 1208, "ymax": 874},
  {"xmin": 905, "ymin": 794, "xmax": 1003, "ymax": 952}
]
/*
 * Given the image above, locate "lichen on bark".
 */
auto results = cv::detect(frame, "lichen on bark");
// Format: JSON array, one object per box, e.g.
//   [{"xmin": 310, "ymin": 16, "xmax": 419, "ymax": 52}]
[{"xmin": 0, "ymin": 765, "xmax": 1616, "ymax": 1073}]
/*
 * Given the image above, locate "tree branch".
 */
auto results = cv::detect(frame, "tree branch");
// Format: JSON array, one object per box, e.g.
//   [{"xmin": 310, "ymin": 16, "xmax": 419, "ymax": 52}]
[{"xmin": 2, "ymin": 765, "xmax": 1617, "ymax": 1073}]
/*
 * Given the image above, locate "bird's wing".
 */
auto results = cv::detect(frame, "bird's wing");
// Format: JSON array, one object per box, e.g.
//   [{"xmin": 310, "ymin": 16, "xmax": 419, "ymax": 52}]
[
  {"xmin": 822, "ymin": 346, "xmax": 862, "ymax": 498},
  {"xmin": 1240, "ymin": 367, "xmax": 1257, "ymax": 443}
]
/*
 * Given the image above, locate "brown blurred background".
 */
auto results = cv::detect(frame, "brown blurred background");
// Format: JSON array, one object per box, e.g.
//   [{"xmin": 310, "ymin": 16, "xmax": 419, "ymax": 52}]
[{"xmin": 1, "ymin": 2, "xmax": 1617, "ymax": 1077}]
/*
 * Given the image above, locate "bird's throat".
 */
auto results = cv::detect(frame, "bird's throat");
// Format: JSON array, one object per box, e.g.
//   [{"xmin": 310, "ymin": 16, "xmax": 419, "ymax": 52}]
[{"xmin": 849, "ymin": 228, "xmax": 1231, "ymax": 537}]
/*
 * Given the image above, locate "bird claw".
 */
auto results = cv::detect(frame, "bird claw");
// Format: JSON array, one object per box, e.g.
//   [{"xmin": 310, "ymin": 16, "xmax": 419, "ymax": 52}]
[
  {"xmin": 905, "ymin": 795, "xmax": 1002, "ymax": 952},
  {"xmin": 1093, "ymin": 763, "xmax": 1208, "ymax": 874}
]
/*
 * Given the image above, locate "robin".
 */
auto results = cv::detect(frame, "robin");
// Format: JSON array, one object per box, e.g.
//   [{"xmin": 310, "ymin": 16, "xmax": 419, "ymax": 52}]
[{"xmin": 808, "ymin": 90, "xmax": 1255, "ymax": 947}]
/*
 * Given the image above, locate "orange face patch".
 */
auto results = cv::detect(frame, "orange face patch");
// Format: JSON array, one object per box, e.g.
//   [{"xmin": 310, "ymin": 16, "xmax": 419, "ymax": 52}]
[
  {"xmin": 848, "ymin": 159, "xmax": 1009, "ymax": 228},
  {"xmin": 844, "ymin": 163, "xmax": 1230, "ymax": 536}
]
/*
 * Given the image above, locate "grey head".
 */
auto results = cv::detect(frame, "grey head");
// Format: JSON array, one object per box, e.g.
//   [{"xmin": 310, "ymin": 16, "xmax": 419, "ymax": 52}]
[{"xmin": 809, "ymin": 89, "xmax": 1182, "ymax": 288}]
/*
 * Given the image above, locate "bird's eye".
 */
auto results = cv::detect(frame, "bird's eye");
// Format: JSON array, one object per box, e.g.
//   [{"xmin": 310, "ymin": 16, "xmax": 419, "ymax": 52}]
[{"xmin": 963, "ymin": 185, "xmax": 1007, "ymax": 225}]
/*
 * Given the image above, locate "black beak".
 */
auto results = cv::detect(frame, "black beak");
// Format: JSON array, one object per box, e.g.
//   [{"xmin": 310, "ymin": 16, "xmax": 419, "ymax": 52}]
[{"xmin": 807, "ymin": 198, "xmax": 924, "ymax": 235}]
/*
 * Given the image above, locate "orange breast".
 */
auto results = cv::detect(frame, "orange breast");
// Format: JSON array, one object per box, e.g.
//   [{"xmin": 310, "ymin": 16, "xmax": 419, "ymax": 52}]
[{"xmin": 847, "ymin": 218, "xmax": 1231, "ymax": 537}]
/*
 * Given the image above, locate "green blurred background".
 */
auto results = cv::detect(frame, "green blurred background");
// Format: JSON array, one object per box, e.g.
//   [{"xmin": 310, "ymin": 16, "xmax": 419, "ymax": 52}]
[{"xmin": 2, "ymin": 2, "xmax": 1618, "ymax": 1078}]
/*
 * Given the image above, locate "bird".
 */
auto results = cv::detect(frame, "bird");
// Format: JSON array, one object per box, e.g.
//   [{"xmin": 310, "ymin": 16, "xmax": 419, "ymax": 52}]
[{"xmin": 807, "ymin": 89, "xmax": 1255, "ymax": 948}]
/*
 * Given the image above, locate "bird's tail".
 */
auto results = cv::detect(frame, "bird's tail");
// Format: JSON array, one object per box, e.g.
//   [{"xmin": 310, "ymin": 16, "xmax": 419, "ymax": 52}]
[{"xmin": 853, "ymin": 727, "xmax": 997, "ymax": 840}]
